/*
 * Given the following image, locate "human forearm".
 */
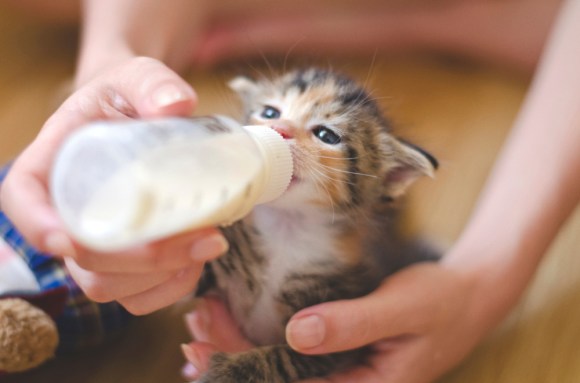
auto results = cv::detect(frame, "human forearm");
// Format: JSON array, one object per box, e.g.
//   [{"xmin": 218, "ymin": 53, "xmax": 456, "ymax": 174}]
[
  {"xmin": 446, "ymin": 0, "xmax": 580, "ymax": 328},
  {"xmin": 76, "ymin": 0, "xmax": 205, "ymax": 87}
]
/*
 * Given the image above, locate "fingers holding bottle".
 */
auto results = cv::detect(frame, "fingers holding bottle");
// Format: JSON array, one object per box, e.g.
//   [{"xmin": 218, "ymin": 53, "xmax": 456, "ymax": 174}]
[{"xmin": 1, "ymin": 57, "xmax": 196, "ymax": 253}]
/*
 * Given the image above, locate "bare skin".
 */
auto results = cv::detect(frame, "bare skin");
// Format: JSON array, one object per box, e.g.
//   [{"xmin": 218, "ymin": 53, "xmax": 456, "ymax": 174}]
[
  {"xmin": 5, "ymin": 0, "xmax": 561, "ymax": 72},
  {"xmin": 1, "ymin": 0, "xmax": 578, "ymax": 382}
]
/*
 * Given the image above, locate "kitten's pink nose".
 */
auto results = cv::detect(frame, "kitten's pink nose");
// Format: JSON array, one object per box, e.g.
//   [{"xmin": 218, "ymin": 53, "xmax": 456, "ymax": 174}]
[{"xmin": 271, "ymin": 123, "xmax": 294, "ymax": 139}]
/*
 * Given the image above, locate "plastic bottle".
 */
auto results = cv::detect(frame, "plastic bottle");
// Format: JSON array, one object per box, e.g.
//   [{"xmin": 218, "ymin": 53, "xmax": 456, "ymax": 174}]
[{"xmin": 50, "ymin": 115, "xmax": 293, "ymax": 252}]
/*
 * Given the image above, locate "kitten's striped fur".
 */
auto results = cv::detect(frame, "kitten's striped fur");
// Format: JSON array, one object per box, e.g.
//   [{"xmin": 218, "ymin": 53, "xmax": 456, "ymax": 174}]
[{"xmin": 195, "ymin": 68, "xmax": 439, "ymax": 383}]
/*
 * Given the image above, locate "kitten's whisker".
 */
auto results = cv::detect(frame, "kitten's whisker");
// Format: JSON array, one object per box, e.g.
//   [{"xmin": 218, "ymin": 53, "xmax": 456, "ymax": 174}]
[
  {"xmin": 362, "ymin": 49, "xmax": 378, "ymax": 93},
  {"xmin": 311, "ymin": 167, "xmax": 358, "ymax": 186},
  {"xmin": 305, "ymin": 167, "xmax": 337, "ymax": 219},
  {"xmin": 316, "ymin": 155, "xmax": 361, "ymax": 161},
  {"xmin": 308, "ymin": 163, "xmax": 361, "ymax": 195},
  {"xmin": 339, "ymin": 86, "xmax": 389, "ymax": 118},
  {"xmin": 244, "ymin": 63, "xmax": 271, "ymax": 87},
  {"xmin": 367, "ymin": 95, "xmax": 394, "ymax": 102},
  {"xmin": 342, "ymin": 95, "xmax": 376, "ymax": 116},
  {"xmin": 283, "ymin": 36, "xmax": 306, "ymax": 74},
  {"xmin": 318, "ymin": 164, "xmax": 378, "ymax": 179},
  {"xmin": 301, "ymin": 146, "xmax": 371, "ymax": 161},
  {"xmin": 243, "ymin": 34, "xmax": 276, "ymax": 81},
  {"xmin": 309, "ymin": 164, "xmax": 354, "ymax": 186}
]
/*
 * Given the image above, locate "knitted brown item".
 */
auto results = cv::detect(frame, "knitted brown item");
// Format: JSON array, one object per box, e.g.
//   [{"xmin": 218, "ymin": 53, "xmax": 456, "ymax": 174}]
[{"xmin": 0, "ymin": 298, "xmax": 59, "ymax": 372}]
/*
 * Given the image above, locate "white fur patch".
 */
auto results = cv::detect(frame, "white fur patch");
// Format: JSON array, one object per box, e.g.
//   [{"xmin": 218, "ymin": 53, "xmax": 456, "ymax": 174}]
[{"xmin": 238, "ymin": 203, "xmax": 340, "ymax": 344}]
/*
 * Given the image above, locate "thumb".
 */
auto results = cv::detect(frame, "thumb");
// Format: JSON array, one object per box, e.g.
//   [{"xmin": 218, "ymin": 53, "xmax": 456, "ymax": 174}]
[
  {"xmin": 185, "ymin": 296, "xmax": 253, "ymax": 353},
  {"xmin": 103, "ymin": 56, "xmax": 197, "ymax": 118},
  {"xmin": 285, "ymin": 296, "xmax": 393, "ymax": 355},
  {"xmin": 0, "ymin": 57, "xmax": 197, "ymax": 255},
  {"xmin": 286, "ymin": 264, "xmax": 442, "ymax": 354}
]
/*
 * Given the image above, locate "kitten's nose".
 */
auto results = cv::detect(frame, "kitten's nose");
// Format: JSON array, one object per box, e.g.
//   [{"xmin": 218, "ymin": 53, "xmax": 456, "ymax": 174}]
[{"xmin": 271, "ymin": 122, "xmax": 294, "ymax": 139}]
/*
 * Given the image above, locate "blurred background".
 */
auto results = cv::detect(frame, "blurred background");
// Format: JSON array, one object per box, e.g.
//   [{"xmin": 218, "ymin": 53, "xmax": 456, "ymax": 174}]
[{"xmin": 1, "ymin": 3, "xmax": 579, "ymax": 383}]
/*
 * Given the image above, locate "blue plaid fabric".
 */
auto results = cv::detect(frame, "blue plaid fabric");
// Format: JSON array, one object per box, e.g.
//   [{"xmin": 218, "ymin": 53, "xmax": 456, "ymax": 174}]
[{"xmin": 0, "ymin": 164, "xmax": 133, "ymax": 353}]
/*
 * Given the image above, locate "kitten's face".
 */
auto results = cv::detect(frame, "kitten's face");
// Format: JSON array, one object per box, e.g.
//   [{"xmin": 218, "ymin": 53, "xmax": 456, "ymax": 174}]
[{"xmin": 230, "ymin": 68, "xmax": 437, "ymax": 212}]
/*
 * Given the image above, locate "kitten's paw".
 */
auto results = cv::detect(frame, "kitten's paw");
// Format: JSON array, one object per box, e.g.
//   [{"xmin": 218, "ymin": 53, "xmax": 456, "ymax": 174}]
[{"xmin": 195, "ymin": 352, "xmax": 268, "ymax": 383}]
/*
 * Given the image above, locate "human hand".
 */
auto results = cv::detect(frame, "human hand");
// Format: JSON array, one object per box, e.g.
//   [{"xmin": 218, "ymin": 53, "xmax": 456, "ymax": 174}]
[
  {"xmin": 181, "ymin": 262, "xmax": 497, "ymax": 383},
  {"xmin": 181, "ymin": 296, "xmax": 253, "ymax": 379},
  {"xmin": 0, "ymin": 57, "xmax": 228, "ymax": 315}
]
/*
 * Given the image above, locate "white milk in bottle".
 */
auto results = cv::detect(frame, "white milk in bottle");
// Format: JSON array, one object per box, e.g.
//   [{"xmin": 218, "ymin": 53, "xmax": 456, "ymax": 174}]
[{"xmin": 50, "ymin": 116, "xmax": 293, "ymax": 251}]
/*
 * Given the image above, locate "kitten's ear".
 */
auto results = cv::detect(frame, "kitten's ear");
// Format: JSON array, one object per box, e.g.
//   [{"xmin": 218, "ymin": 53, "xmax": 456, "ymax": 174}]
[
  {"xmin": 384, "ymin": 139, "xmax": 438, "ymax": 199},
  {"xmin": 228, "ymin": 76, "xmax": 260, "ymax": 99}
]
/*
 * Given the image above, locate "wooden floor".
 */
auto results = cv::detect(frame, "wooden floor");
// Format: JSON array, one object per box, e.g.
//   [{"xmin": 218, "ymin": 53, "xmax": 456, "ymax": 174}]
[{"xmin": 1, "ymin": 6, "xmax": 579, "ymax": 383}]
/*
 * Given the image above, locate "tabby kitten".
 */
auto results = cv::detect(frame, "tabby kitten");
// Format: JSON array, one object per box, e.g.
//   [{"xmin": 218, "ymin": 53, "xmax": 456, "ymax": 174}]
[{"xmin": 194, "ymin": 68, "xmax": 439, "ymax": 383}]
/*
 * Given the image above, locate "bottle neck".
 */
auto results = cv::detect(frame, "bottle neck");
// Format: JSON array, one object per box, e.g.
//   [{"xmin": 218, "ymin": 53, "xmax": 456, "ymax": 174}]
[{"xmin": 242, "ymin": 125, "xmax": 294, "ymax": 204}]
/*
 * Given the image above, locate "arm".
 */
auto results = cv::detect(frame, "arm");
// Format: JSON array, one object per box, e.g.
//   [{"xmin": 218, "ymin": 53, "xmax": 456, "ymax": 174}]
[
  {"xmin": 281, "ymin": 0, "xmax": 580, "ymax": 381},
  {"xmin": 447, "ymin": 0, "xmax": 580, "ymax": 331},
  {"xmin": 180, "ymin": 3, "xmax": 580, "ymax": 381},
  {"xmin": 0, "ymin": 0, "xmax": 230, "ymax": 316},
  {"xmin": 76, "ymin": 0, "xmax": 205, "ymax": 86}
]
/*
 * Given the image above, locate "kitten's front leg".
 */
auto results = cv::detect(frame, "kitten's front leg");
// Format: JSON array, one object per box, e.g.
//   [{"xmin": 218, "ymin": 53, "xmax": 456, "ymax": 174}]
[{"xmin": 195, "ymin": 345, "xmax": 366, "ymax": 383}]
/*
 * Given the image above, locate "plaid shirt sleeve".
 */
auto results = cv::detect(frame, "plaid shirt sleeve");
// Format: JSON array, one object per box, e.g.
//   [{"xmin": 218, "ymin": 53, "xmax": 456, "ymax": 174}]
[{"xmin": 0, "ymin": 164, "xmax": 133, "ymax": 353}]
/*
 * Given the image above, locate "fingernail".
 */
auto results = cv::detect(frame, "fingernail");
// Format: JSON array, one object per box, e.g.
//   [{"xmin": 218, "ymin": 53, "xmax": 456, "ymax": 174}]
[
  {"xmin": 287, "ymin": 315, "xmax": 325, "ymax": 350},
  {"xmin": 181, "ymin": 344, "xmax": 202, "ymax": 368},
  {"xmin": 151, "ymin": 83, "xmax": 192, "ymax": 109},
  {"xmin": 190, "ymin": 234, "xmax": 228, "ymax": 261},
  {"xmin": 181, "ymin": 362, "xmax": 199, "ymax": 380},
  {"xmin": 44, "ymin": 231, "xmax": 76, "ymax": 258}
]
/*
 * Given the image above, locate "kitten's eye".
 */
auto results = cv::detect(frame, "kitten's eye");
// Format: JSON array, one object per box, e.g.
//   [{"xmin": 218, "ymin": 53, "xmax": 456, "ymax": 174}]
[
  {"xmin": 260, "ymin": 105, "xmax": 281, "ymax": 119},
  {"xmin": 312, "ymin": 125, "xmax": 341, "ymax": 145}
]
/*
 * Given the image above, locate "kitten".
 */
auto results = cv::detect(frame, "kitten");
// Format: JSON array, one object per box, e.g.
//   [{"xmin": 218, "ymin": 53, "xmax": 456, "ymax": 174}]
[{"xmin": 194, "ymin": 68, "xmax": 439, "ymax": 383}]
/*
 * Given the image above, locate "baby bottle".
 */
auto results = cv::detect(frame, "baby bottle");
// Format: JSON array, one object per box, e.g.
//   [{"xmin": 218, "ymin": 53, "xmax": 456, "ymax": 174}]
[{"xmin": 50, "ymin": 115, "xmax": 293, "ymax": 252}]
